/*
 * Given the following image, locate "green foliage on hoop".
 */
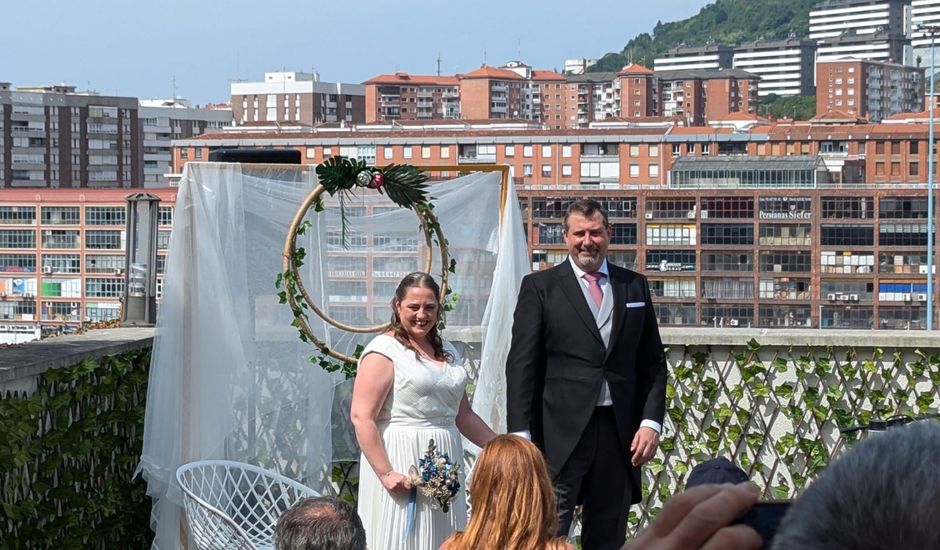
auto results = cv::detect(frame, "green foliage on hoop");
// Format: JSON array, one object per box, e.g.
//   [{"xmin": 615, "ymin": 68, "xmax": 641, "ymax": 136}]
[{"xmin": 277, "ymin": 159, "xmax": 455, "ymax": 378}]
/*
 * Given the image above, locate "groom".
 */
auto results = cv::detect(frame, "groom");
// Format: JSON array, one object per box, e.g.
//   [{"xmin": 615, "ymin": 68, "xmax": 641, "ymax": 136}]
[{"xmin": 506, "ymin": 199, "xmax": 667, "ymax": 549}]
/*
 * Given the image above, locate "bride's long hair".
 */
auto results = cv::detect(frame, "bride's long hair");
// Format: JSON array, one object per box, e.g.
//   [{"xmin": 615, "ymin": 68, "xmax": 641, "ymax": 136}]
[
  {"xmin": 389, "ymin": 272, "xmax": 450, "ymax": 361},
  {"xmin": 445, "ymin": 435, "xmax": 565, "ymax": 550}
]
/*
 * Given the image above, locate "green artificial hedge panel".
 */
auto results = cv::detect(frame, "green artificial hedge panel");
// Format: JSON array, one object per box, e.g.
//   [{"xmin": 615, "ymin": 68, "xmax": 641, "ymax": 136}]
[{"xmin": 0, "ymin": 348, "xmax": 152, "ymax": 549}]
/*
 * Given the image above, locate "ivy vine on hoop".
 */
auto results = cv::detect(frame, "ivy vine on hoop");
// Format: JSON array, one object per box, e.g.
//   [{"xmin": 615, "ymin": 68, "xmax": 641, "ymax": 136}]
[{"xmin": 276, "ymin": 156, "xmax": 457, "ymax": 378}]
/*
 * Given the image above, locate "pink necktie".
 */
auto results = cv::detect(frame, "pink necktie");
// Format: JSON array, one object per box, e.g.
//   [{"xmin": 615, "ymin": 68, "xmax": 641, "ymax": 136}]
[{"xmin": 583, "ymin": 272, "xmax": 604, "ymax": 308}]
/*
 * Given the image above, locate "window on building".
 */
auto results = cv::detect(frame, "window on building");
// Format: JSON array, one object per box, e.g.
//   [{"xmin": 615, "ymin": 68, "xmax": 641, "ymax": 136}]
[
  {"xmin": 403, "ymin": 146, "xmax": 413, "ymax": 159},
  {"xmin": 542, "ymin": 145, "xmax": 551, "ymax": 157},
  {"xmin": 646, "ymin": 198, "xmax": 696, "ymax": 219},
  {"xmin": 630, "ymin": 164, "xmax": 640, "ymax": 177},
  {"xmin": 86, "ymin": 254, "xmax": 125, "ymax": 274},
  {"xmin": 505, "ymin": 145, "xmax": 515, "ymax": 157},
  {"xmin": 759, "ymin": 251, "xmax": 811, "ymax": 272},
  {"xmin": 759, "ymin": 224, "xmax": 812, "ymax": 246},
  {"xmin": 701, "ymin": 223, "xmax": 754, "ymax": 245},
  {"xmin": 562, "ymin": 164, "xmax": 572, "ymax": 176},
  {"xmin": 85, "ymin": 206, "xmax": 125, "ymax": 226},
  {"xmin": 648, "ymin": 163, "xmax": 659, "ymax": 177},
  {"xmin": 0, "ymin": 253, "xmax": 36, "ymax": 272},
  {"xmin": 701, "ymin": 252, "xmax": 753, "ymax": 272},
  {"xmin": 85, "ymin": 277, "xmax": 124, "ymax": 298},
  {"xmin": 41, "ymin": 254, "xmax": 81, "ymax": 274},
  {"xmin": 821, "ymin": 196, "xmax": 873, "ymax": 219},
  {"xmin": 383, "ymin": 146, "xmax": 394, "ymax": 160},
  {"xmin": 562, "ymin": 145, "xmax": 572, "ymax": 158},
  {"xmin": 541, "ymin": 164, "xmax": 551, "ymax": 177},
  {"xmin": 879, "ymin": 223, "xmax": 928, "ymax": 246},
  {"xmin": 0, "ymin": 206, "xmax": 36, "ymax": 225},
  {"xmin": 645, "ymin": 224, "xmax": 696, "ymax": 246},
  {"xmin": 523, "ymin": 164, "xmax": 533, "ymax": 176},
  {"xmin": 820, "ymin": 224, "xmax": 874, "ymax": 246},
  {"xmin": 41, "ymin": 206, "xmax": 80, "ymax": 225},
  {"xmin": 421, "ymin": 146, "xmax": 431, "ymax": 159},
  {"xmin": 41, "ymin": 230, "xmax": 79, "ymax": 249},
  {"xmin": 701, "ymin": 197, "xmax": 754, "ymax": 218},
  {"xmin": 523, "ymin": 145, "xmax": 533, "ymax": 157},
  {"xmin": 85, "ymin": 230, "xmax": 123, "ymax": 250},
  {"xmin": 646, "ymin": 250, "xmax": 696, "ymax": 271},
  {"xmin": 629, "ymin": 144, "xmax": 640, "ymax": 157},
  {"xmin": 610, "ymin": 223, "xmax": 637, "ymax": 245}
]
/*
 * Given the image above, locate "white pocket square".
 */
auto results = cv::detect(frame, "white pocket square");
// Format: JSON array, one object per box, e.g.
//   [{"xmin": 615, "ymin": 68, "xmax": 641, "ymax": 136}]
[{"xmin": 625, "ymin": 302, "xmax": 646, "ymax": 308}]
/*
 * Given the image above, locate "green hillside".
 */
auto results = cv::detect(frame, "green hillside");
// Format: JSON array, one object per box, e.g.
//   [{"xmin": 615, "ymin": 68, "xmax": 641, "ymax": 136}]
[{"xmin": 589, "ymin": 0, "xmax": 818, "ymax": 72}]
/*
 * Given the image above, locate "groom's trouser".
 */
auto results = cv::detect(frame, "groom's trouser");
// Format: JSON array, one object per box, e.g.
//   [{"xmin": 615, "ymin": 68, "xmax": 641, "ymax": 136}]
[{"xmin": 554, "ymin": 406, "xmax": 633, "ymax": 550}]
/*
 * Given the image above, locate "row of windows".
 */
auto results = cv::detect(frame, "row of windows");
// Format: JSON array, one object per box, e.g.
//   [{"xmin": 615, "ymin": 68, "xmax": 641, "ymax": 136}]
[
  {"xmin": 0, "ymin": 206, "xmax": 173, "ymax": 226},
  {"xmin": 0, "ymin": 230, "xmax": 171, "ymax": 250}
]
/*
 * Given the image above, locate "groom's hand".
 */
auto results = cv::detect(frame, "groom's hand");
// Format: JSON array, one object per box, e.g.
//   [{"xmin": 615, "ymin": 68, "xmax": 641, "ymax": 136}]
[{"xmin": 630, "ymin": 426, "xmax": 660, "ymax": 466}]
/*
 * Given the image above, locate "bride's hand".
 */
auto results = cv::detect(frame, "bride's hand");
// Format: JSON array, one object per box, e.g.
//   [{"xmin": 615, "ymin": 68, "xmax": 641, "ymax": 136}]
[{"xmin": 379, "ymin": 470, "xmax": 413, "ymax": 494}]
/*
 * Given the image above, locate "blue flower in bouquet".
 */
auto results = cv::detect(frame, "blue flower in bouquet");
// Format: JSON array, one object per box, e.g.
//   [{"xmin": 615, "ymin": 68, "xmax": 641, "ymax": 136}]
[{"xmin": 408, "ymin": 438, "xmax": 461, "ymax": 513}]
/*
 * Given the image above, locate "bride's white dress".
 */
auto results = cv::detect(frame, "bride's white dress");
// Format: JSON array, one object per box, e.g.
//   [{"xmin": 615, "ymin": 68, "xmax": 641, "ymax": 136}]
[{"xmin": 357, "ymin": 334, "xmax": 468, "ymax": 550}]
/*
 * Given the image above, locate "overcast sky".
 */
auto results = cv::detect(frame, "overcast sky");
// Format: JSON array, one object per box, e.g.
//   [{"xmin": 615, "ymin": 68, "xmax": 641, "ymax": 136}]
[{"xmin": 5, "ymin": 0, "xmax": 712, "ymax": 105}]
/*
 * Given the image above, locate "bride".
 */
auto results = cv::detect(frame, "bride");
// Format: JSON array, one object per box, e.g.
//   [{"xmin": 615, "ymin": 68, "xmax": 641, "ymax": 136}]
[{"xmin": 351, "ymin": 272, "xmax": 496, "ymax": 549}]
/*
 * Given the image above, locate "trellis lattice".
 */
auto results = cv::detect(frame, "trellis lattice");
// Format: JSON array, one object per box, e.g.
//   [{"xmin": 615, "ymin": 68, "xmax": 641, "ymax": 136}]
[{"xmin": 631, "ymin": 338, "xmax": 940, "ymax": 533}]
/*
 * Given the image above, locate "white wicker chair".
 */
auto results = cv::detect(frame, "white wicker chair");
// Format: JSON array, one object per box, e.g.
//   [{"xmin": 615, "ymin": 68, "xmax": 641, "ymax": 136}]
[{"xmin": 176, "ymin": 460, "xmax": 320, "ymax": 550}]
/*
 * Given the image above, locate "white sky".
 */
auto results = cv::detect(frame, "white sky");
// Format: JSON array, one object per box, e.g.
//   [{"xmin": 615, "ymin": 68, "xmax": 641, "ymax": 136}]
[{"xmin": 4, "ymin": 0, "xmax": 711, "ymax": 105}]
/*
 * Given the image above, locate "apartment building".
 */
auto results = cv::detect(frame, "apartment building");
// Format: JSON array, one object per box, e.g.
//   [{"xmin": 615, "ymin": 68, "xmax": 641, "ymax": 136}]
[
  {"xmin": 457, "ymin": 65, "xmax": 528, "ymax": 120},
  {"xmin": 139, "ymin": 99, "xmax": 232, "ymax": 187},
  {"xmin": 530, "ymin": 70, "xmax": 568, "ymax": 129},
  {"xmin": 656, "ymin": 69, "xmax": 760, "ymax": 125},
  {"xmin": 565, "ymin": 72, "xmax": 622, "ymax": 127},
  {"xmin": 816, "ymin": 58, "xmax": 924, "ymax": 120},
  {"xmin": 654, "ymin": 44, "xmax": 735, "ymax": 72},
  {"xmin": 911, "ymin": 0, "xmax": 940, "ymax": 66},
  {"xmin": 363, "ymin": 73, "xmax": 460, "ymax": 123},
  {"xmin": 230, "ymin": 71, "xmax": 365, "ymax": 126},
  {"xmin": 811, "ymin": 0, "xmax": 912, "ymax": 66},
  {"xmin": 0, "ymin": 84, "xmax": 141, "ymax": 189},
  {"xmin": 733, "ymin": 38, "xmax": 817, "ymax": 97},
  {"xmin": 0, "ymin": 188, "xmax": 175, "ymax": 342},
  {"xmin": 810, "ymin": 0, "xmax": 911, "ymax": 39},
  {"xmin": 618, "ymin": 64, "xmax": 658, "ymax": 118},
  {"xmin": 816, "ymin": 30, "xmax": 912, "ymax": 63}
]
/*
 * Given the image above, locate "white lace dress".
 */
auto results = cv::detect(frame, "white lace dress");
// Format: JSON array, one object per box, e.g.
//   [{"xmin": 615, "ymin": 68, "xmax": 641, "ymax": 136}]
[{"xmin": 356, "ymin": 334, "xmax": 468, "ymax": 550}]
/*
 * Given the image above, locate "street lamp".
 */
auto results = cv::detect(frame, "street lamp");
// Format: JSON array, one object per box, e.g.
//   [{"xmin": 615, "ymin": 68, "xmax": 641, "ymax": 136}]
[{"xmin": 917, "ymin": 23, "xmax": 939, "ymax": 330}]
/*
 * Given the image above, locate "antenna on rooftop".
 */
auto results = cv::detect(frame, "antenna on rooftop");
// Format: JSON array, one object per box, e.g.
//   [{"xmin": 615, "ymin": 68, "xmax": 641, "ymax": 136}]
[
  {"xmin": 437, "ymin": 52, "xmax": 442, "ymax": 76},
  {"xmin": 517, "ymin": 37, "xmax": 522, "ymax": 60},
  {"xmin": 483, "ymin": 48, "xmax": 487, "ymax": 66},
  {"xmin": 172, "ymin": 76, "xmax": 177, "ymax": 101}
]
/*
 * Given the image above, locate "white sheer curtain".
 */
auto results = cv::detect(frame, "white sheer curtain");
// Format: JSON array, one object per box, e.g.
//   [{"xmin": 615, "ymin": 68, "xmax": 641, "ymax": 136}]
[{"xmin": 138, "ymin": 163, "xmax": 528, "ymax": 549}]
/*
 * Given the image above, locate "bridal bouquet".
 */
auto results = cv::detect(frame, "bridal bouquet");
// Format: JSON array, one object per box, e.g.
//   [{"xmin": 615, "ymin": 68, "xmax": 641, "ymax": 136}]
[{"xmin": 408, "ymin": 438, "xmax": 461, "ymax": 512}]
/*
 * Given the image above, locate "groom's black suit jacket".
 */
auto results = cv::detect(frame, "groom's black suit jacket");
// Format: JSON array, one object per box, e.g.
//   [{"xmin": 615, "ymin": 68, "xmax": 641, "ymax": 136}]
[{"xmin": 506, "ymin": 260, "xmax": 667, "ymax": 503}]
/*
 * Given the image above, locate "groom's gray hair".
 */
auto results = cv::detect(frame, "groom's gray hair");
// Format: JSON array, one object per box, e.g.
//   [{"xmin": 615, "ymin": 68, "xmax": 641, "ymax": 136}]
[{"xmin": 771, "ymin": 421, "xmax": 940, "ymax": 550}]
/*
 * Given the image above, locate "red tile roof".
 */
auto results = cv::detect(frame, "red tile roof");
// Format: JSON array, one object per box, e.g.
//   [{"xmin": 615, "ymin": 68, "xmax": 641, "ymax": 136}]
[
  {"xmin": 810, "ymin": 110, "xmax": 868, "ymax": 123},
  {"xmin": 531, "ymin": 70, "xmax": 566, "ymax": 81},
  {"xmin": 363, "ymin": 73, "xmax": 459, "ymax": 86},
  {"xmin": 458, "ymin": 65, "xmax": 525, "ymax": 80},
  {"xmin": 618, "ymin": 63, "xmax": 654, "ymax": 75}
]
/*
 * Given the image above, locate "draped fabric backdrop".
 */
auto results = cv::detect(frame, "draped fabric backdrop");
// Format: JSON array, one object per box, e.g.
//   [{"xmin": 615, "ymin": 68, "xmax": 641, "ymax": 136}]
[{"xmin": 138, "ymin": 163, "xmax": 528, "ymax": 549}]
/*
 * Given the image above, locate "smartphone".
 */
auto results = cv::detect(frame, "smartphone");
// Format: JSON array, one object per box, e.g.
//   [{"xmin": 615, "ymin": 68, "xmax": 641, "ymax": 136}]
[{"xmin": 733, "ymin": 500, "xmax": 791, "ymax": 547}]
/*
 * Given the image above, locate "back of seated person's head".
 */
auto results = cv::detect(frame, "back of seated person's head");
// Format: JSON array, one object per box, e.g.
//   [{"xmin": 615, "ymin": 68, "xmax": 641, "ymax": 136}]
[
  {"xmin": 275, "ymin": 496, "xmax": 366, "ymax": 550},
  {"xmin": 771, "ymin": 421, "xmax": 940, "ymax": 550},
  {"xmin": 447, "ymin": 434, "xmax": 560, "ymax": 550}
]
